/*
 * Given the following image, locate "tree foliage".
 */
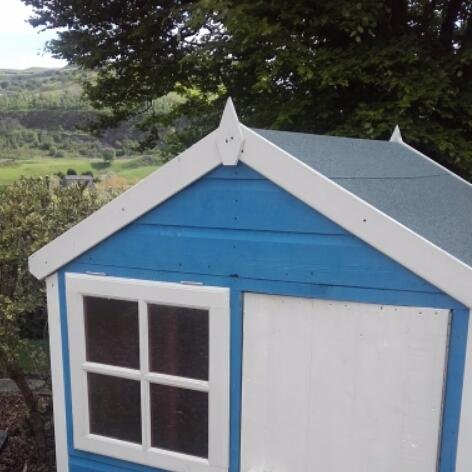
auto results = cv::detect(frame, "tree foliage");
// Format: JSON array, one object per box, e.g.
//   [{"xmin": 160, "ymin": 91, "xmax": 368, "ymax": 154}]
[
  {"xmin": 0, "ymin": 178, "xmax": 111, "ymax": 455},
  {"xmin": 23, "ymin": 0, "xmax": 472, "ymax": 178}
]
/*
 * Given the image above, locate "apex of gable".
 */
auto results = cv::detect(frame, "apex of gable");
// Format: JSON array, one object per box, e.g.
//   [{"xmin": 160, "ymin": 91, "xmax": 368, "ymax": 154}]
[{"xmin": 216, "ymin": 98, "xmax": 244, "ymax": 166}]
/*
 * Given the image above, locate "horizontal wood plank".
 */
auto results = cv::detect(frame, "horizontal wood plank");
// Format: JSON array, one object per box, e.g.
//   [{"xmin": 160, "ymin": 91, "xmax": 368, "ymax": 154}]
[
  {"xmin": 139, "ymin": 177, "xmax": 347, "ymax": 234},
  {"xmin": 77, "ymin": 224, "xmax": 438, "ymax": 293}
]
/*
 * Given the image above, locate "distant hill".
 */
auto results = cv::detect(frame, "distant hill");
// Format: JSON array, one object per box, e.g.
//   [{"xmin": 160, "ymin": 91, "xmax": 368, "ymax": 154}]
[
  {"xmin": 0, "ymin": 67, "xmax": 178, "ymax": 186},
  {"xmin": 0, "ymin": 66, "xmax": 84, "ymax": 106}
]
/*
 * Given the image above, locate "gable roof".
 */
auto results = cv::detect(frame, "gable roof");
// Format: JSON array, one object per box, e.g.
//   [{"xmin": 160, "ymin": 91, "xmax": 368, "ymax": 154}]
[
  {"xmin": 254, "ymin": 128, "xmax": 472, "ymax": 268},
  {"xmin": 29, "ymin": 99, "xmax": 472, "ymax": 308}
]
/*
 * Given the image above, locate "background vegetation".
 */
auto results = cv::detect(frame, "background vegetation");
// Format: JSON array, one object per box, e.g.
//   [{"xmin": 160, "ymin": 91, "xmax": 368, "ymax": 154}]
[
  {"xmin": 21, "ymin": 0, "xmax": 472, "ymax": 180},
  {"xmin": 0, "ymin": 1, "xmax": 471, "ymax": 468},
  {"xmin": 0, "ymin": 178, "xmax": 115, "ymax": 470},
  {"xmin": 0, "ymin": 67, "xmax": 180, "ymax": 187}
]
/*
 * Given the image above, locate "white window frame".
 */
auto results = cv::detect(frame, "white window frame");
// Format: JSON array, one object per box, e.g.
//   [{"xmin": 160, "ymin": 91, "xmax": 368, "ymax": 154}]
[{"xmin": 66, "ymin": 273, "xmax": 230, "ymax": 472}]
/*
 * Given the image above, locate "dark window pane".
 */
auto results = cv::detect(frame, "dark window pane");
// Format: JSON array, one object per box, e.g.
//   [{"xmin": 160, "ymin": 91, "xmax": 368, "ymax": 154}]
[
  {"xmin": 84, "ymin": 296, "xmax": 139, "ymax": 369},
  {"xmin": 150, "ymin": 383, "xmax": 208, "ymax": 457},
  {"xmin": 148, "ymin": 304, "xmax": 209, "ymax": 380},
  {"xmin": 88, "ymin": 373, "xmax": 142, "ymax": 444}
]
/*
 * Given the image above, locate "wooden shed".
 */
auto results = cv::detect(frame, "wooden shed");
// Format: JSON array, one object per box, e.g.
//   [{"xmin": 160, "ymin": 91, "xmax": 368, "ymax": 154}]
[{"xmin": 29, "ymin": 99, "xmax": 472, "ymax": 472}]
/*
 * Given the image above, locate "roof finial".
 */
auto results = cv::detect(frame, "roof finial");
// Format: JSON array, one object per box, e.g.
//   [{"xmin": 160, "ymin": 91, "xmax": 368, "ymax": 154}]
[
  {"xmin": 216, "ymin": 97, "xmax": 244, "ymax": 166},
  {"xmin": 390, "ymin": 125, "xmax": 403, "ymax": 143}
]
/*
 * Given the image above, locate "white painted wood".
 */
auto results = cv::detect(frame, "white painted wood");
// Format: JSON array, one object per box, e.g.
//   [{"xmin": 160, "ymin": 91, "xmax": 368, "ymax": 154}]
[
  {"xmin": 46, "ymin": 273, "xmax": 69, "ymax": 472},
  {"xmin": 241, "ymin": 293, "xmax": 450, "ymax": 472},
  {"xmin": 81, "ymin": 362, "xmax": 141, "ymax": 381},
  {"xmin": 390, "ymin": 124, "xmax": 403, "ymax": 143},
  {"xmin": 66, "ymin": 273, "xmax": 230, "ymax": 308},
  {"xmin": 66, "ymin": 273, "xmax": 230, "ymax": 472},
  {"xmin": 28, "ymin": 129, "xmax": 222, "ymax": 280},
  {"xmin": 240, "ymin": 125, "xmax": 472, "ymax": 308},
  {"xmin": 215, "ymin": 98, "xmax": 244, "ymax": 165},
  {"xmin": 145, "ymin": 372, "xmax": 209, "ymax": 392},
  {"xmin": 456, "ymin": 308, "xmax": 472, "ymax": 472},
  {"xmin": 208, "ymin": 303, "xmax": 231, "ymax": 468},
  {"xmin": 138, "ymin": 299, "xmax": 151, "ymax": 451}
]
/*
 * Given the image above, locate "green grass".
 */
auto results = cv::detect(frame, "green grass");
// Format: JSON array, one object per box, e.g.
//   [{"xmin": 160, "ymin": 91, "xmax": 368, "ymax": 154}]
[
  {"xmin": 0, "ymin": 158, "xmax": 94, "ymax": 185},
  {"xmin": 0, "ymin": 157, "xmax": 160, "ymax": 186},
  {"xmin": 112, "ymin": 163, "xmax": 160, "ymax": 183}
]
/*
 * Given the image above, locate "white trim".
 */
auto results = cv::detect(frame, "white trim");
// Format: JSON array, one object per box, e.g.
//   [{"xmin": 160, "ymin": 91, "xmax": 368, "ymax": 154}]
[
  {"xmin": 239, "ymin": 125, "xmax": 472, "ymax": 308},
  {"xmin": 456, "ymin": 308, "xmax": 472, "ymax": 472},
  {"xmin": 81, "ymin": 362, "xmax": 142, "ymax": 381},
  {"xmin": 215, "ymin": 98, "xmax": 244, "ymax": 166},
  {"xmin": 389, "ymin": 124, "xmax": 403, "ymax": 143},
  {"xmin": 65, "ymin": 273, "xmax": 230, "ymax": 472},
  {"xmin": 139, "ymin": 298, "xmax": 151, "ymax": 450},
  {"xmin": 145, "ymin": 372, "xmax": 209, "ymax": 392},
  {"xmin": 46, "ymin": 273, "xmax": 69, "ymax": 472},
  {"xmin": 29, "ymin": 103, "xmax": 472, "ymax": 308}
]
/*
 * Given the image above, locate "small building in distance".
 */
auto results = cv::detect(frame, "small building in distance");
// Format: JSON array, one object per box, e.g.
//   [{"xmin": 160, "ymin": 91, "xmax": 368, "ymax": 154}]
[{"xmin": 61, "ymin": 174, "xmax": 94, "ymax": 187}]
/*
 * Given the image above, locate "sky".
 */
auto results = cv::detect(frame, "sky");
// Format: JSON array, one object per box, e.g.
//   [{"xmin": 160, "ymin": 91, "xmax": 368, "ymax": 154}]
[{"xmin": 0, "ymin": 0, "xmax": 67, "ymax": 69}]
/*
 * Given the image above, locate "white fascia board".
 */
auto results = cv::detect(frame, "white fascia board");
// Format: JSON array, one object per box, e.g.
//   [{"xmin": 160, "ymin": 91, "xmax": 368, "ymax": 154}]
[
  {"xmin": 29, "ymin": 130, "xmax": 222, "ymax": 280},
  {"xmin": 216, "ymin": 98, "xmax": 244, "ymax": 165},
  {"xmin": 241, "ymin": 125, "xmax": 472, "ymax": 307}
]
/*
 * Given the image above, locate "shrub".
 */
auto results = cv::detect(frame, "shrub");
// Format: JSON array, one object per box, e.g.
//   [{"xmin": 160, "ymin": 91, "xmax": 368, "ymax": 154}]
[
  {"xmin": 0, "ymin": 178, "xmax": 112, "ymax": 458},
  {"xmin": 102, "ymin": 148, "xmax": 116, "ymax": 163}
]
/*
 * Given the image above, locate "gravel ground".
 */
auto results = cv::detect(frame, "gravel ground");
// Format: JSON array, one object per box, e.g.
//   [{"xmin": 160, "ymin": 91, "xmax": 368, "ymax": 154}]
[
  {"xmin": 0, "ymin": 391, "xmax": 55, "ymax": 472},
  {"xmin": 0, "ymin": 379, "xmax": 47, "ymax": 394}
]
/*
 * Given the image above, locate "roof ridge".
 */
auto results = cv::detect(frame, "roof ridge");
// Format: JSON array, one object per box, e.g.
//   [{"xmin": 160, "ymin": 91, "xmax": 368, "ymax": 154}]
[
  {"xmin": 332, "ymin": 173, "xmax": 446, "ymax": 181},
  {"xmin": 251, "ymin": 128, "xmax": 388, "ymax": 144}
]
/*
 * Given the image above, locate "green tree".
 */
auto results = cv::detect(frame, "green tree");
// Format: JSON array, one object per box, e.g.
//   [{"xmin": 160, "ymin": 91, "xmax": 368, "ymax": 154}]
[
  {"xmin": 102, "ymin": 148, "xmax": 116, "ymax": 164},
  {"xmin": 0, "ymin": 178, "xmax": 110, "ymax": 458},
  {"xmin": 22, "ymin": 1, "xmax": 472, "ymax": 177}
]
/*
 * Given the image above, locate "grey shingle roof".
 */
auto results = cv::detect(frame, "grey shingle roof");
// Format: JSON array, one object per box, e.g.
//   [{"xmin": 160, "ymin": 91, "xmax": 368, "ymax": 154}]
[{"xmin": 253, "ymin": 128, "xmax": 472, "ymax": 268}]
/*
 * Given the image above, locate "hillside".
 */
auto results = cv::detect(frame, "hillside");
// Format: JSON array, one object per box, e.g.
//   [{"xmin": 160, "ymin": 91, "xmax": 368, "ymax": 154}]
[{"xmin": 0, "ymin": 67, "xmax": 176, "ymax": 187}]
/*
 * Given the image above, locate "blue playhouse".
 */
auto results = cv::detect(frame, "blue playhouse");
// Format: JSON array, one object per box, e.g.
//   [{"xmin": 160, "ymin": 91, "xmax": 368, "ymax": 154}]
[{"xmin": 30, "ymin": 100, "xmax": 472, "ymax": 472}]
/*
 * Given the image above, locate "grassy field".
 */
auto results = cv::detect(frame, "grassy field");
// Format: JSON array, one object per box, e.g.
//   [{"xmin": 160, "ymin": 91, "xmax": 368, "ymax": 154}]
[{"xmin": 0, "ymin": 157, "xmax": 159, "ymax": 187}]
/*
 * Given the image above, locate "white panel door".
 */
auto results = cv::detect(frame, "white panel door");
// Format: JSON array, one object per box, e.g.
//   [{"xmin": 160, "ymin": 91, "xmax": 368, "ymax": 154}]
[{"xmin": 241, "ymin": 294, "xmax": 450, "ymax": 472}]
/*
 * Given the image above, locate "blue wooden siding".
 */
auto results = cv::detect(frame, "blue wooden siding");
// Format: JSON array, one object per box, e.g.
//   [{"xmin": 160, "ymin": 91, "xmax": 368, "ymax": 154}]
[{"xmin": 57, "ymin": 163, "xmax": 467, "ymax": 472}]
